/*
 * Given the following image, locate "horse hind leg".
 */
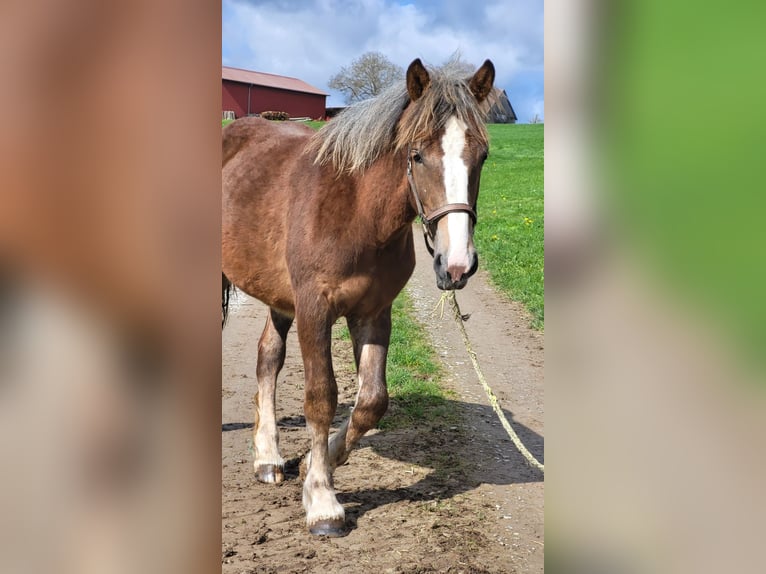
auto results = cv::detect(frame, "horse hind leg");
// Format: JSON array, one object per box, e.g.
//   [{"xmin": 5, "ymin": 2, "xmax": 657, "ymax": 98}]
[
  {"xmin": 327, "ymin": 309, "xmax": 391, "ymax": 470},
  {"xmin": 253, "ymin": 308, "xmax": 293, "ymax": 483}
]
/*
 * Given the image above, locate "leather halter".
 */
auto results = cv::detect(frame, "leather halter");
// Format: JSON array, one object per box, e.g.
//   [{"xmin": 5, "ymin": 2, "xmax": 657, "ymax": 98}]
[{"xmin": 406, "ymin": 146, "xmax": 477, "ymax": 256}]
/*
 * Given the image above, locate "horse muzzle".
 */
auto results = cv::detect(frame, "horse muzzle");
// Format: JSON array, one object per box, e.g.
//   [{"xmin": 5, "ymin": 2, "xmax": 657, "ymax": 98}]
[{"xmin": 434, "ymin": 250, "xmax": 478, "ymax": 290}]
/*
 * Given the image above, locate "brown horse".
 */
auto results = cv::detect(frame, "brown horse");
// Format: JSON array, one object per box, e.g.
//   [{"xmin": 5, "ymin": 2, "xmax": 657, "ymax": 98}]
[{"xmin": 222, "ymin": 58, "xmax": 495, "ymax": 536}]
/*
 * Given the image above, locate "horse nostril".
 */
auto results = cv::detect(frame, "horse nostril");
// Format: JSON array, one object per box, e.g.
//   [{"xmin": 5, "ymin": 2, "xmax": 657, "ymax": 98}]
[
  {"xmin": 468, "ymin": 253, "xmax": 479, "ymax": 276},
  {"xmin": 447, "ymin": 263, "xmax": 467, "ymax": 282}
]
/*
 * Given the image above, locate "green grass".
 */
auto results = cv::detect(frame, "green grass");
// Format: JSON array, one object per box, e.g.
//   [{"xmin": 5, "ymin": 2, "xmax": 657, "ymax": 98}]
[
  {"xmin": 306, "ymin": 120, "xmax": 325, "ymax": 130},
  {"xmin": 475, "ymin": 124, "xmax": 544, "ymax": 329},
  {"xmin": 383, "ymin": 291, "xmax": 456, "ymax": 429}
]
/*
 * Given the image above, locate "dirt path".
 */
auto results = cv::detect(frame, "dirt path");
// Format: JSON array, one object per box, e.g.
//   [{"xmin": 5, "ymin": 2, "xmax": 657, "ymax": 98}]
[{"xmin": 222, "ymin": 227, "xmax": 544, "ymax": 573}]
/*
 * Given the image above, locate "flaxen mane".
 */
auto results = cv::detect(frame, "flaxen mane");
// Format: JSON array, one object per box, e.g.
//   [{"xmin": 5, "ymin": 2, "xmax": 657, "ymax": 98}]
[{"xmin": 309, "ymin": 65, "xmax": 489, "ymax": 174}]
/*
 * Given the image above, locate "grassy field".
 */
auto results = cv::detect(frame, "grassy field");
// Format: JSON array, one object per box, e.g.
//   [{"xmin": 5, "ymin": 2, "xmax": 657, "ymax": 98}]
[{"xmin": 476, "ymin": 124, "xmax": 544, "ymax": 329}]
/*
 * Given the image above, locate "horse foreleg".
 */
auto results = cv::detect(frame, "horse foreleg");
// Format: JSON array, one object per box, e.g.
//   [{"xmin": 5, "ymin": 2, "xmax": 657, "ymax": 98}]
[
  {"xmin": 328, "ymin": 308, "xmax": 391, "ymax": 468},
  {"xmin": 297, "ymin": 305, "xmax": 346, "ymax": 536},
  {"xmin": 253, "ymin": 308, "xmax": 293, "ymax": 483}
]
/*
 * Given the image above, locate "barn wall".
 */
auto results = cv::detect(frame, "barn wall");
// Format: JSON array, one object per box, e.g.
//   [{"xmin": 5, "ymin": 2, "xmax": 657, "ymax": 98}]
[
  {"xmin": 251, "ymin": 86, "xmax": 326, "ymax": 119},
  {"xmin": 222, "ymin": 81, "xmax": 327, "ymax": 119},
  {"xmin": 222, "ymin": 80, "xmax": 249, "ymax": 117}
]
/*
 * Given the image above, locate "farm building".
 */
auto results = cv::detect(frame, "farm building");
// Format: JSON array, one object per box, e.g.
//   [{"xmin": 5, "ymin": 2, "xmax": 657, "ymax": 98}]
[
  {"xmin": 222, "ymin": 66, "xmax": 328, "ymax": 120},
  {"xmin": 485, "ymin": 88, "xmax": 518, "ymax": 124}
]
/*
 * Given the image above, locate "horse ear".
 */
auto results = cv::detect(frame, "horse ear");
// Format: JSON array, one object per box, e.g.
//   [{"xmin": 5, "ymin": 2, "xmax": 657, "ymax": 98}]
[
  {"xmin": 406, "ymin": 58, "xmax": 430, "ymax": 101},
  {"xmin": 469, "ymin": 59, "xmax": 495, "ymax": 103}
]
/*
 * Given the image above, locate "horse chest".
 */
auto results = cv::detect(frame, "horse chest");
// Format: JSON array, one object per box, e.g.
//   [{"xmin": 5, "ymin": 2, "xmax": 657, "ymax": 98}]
[{"xmin": 334, "ymin": 244, "xmax": 415, "ymax": 316}]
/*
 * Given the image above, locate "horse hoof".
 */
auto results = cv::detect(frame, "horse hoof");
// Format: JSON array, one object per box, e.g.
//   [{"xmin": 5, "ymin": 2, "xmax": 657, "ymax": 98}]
[
  {"xmin": 309, "ymin": 518, "xmax": 347, "ymax": 537},
  {"xmin": 255, "ymin": 464, "xmax": 284, "ymax": 484}
]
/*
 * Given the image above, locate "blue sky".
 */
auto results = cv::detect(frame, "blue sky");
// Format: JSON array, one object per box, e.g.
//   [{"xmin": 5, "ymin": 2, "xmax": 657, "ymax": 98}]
[{"xmin": 222, "ymin": 0, "xmax": 543, "ymax": 122}]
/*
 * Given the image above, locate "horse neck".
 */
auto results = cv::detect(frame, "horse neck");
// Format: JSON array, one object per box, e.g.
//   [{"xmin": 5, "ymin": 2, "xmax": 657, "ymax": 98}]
[{"xmin": 354, "ymin": 150, "xmax": 416, "ymax": 244}]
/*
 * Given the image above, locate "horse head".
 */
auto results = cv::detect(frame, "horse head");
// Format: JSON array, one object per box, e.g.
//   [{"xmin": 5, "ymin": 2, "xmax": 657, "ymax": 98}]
[{"xmin": 402, "ymin": 58, "xmax": 495, "ymax": 290}]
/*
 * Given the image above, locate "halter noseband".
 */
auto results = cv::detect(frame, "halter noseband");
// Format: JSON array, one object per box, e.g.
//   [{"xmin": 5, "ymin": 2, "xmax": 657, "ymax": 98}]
[{"xmin": 406, "ymin": 146, "xmax": 477, "ymax": 256}]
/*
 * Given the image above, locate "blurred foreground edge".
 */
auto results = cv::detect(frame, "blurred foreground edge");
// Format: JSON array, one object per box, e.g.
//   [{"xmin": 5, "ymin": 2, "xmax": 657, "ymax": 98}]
[
  {"xmin": 547, "ymin": 1, "xmax": 766, "ymax": 573},
  {"xmin": 0, "ymin": 1, "xmax": 221, "ymax": 573}
]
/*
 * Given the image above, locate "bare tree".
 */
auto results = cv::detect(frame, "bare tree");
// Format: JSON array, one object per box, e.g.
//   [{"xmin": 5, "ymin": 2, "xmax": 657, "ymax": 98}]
[
  {"xmin": 328, "ymin": 52, "xmax": 404, "ymax": 104},
  {"xmin": 529, "ymin": 114, "xmax": 541, "ymax": 124},
  {"xmin": 437, "ymin": 49, "xmax": 477, "ymax": 77}
]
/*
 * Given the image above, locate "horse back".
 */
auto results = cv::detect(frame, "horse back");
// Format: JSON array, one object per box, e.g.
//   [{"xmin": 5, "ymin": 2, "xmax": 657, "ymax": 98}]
[
  {"xmin": 222, "ymin": 118, "xmax": 315, "ymax": 315},
  {"xmin": 222, "ymin": 117, "xmax": 314, "ymax": 167}
]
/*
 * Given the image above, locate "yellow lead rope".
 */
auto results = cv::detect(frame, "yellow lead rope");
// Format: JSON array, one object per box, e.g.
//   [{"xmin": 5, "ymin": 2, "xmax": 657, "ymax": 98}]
[{"xmin": 437, "ymin": 290, "xmax": 544, "ymax": 474}]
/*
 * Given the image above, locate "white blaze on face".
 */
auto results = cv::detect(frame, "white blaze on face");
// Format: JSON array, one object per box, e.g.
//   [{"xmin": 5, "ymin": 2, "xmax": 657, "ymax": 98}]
[{"xmin": 441, "ymin": 116, "xmax": 471, "ymax": 270}]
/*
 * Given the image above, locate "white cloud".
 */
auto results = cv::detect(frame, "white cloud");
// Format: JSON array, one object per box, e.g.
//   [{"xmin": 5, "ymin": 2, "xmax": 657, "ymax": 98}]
[{"xmin": 222, "ymin": 0, "xmax": 543, "ymax": 120}]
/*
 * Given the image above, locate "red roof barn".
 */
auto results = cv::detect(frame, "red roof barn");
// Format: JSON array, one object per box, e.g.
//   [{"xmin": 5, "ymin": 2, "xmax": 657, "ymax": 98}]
[{"xmin": 222, "ymin": 66, "xmax": 327, "ymax": 120}]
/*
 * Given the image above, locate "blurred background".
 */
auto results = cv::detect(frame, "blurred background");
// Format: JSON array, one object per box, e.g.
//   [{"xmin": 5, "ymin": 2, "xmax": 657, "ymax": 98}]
[
  {"xmin": 547, "ymin": 0, "xmax": 766, "ymax": 572},
  {"xmin": 0, "ymin": 1, "xmax": 221, "ymax": 573},
  {"xmin": 1, "ymin": 0, "xmax": 765, "ymax": 572}
]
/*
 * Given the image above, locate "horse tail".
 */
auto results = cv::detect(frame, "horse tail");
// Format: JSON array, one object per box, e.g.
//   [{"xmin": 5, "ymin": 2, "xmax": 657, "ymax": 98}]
[{"xmin": 222, "ymin": 273, "xmax": 235, "ymax": 328}]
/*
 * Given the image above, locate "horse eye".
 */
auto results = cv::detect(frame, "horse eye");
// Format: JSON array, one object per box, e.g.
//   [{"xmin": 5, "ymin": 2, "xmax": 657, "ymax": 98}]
[
  {"xmin": 412, "ymin": 152, "xmax": 423, "ymax": 164},
  {"xmin": 481, "ymin": 151, "xmax": 489, "ymax": 162}
]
